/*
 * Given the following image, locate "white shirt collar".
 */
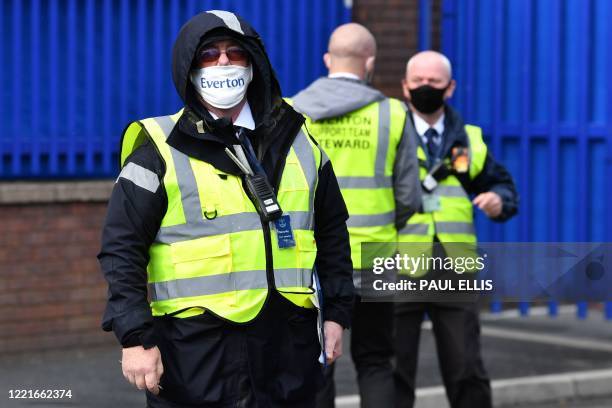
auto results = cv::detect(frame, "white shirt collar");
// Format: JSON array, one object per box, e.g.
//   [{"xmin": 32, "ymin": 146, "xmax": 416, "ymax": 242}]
[
  {"xmin": 412, "ymin": 111, "xmax": 445, "ymax": 139},
  {"xmin": 328, "ymin": 72, "xmax": 361, "ymax": 81},
  {"xmin": 208, "ymin": 101, "xmax": 255, "ymax": 130}
]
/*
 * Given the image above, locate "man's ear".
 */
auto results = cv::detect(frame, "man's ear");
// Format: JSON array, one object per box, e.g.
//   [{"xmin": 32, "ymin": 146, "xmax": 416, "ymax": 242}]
[
  {"xmin": 323, "ymin": 53, "xmax": 332, "ymax": 70},
  {"xmin": 365, "ymin": 56, "xmax": 375, "ymax": 74},
  {"xmin": 364, "ymin": 56, "xmax": 376, "ymax": 83},
  {"xmin": 445, "ymin": 79, "xmax": 457, "ymax": 100}
]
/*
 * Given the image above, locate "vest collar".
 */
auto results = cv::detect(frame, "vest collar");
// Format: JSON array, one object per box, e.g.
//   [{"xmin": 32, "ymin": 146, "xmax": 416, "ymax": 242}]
[{"xmin": 166, "ymin": 102, "xmax": 305, "ymax": 180}]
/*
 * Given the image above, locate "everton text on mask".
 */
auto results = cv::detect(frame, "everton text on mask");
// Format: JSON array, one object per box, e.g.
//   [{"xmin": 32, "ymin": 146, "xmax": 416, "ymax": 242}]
[{"xmin": 199, "ymin": 77, "xmax": 246, "ymax": 89}]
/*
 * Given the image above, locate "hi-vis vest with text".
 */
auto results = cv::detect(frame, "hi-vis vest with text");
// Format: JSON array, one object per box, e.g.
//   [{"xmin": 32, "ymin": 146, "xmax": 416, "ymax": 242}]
[
  {"xmin": 289, "ymin": 98, "xmax": 405, "ymax": 270},
  {"xmin": 398, "ymin": 125, "xmax": 487, "ymax": 276},
  {"xmin": 120, "ymin": 110, "xmax": 325, "ymax": 322}
]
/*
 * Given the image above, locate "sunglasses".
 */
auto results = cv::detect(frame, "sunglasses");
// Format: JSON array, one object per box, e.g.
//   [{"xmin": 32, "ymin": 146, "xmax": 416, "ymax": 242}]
[{"xmin": 196, "ymin": 46, "xmax": 249, "ymax": 66}]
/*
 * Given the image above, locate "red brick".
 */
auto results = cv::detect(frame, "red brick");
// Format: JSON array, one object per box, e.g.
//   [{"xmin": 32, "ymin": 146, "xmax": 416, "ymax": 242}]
[
  {"xmin": 53, "ymin": 215, "xmax": 85, "ymax": 231},
  {"xmin": 354, "ymin": 0, "xmax": 443, "ymax": 99},
  {"xmin": 0, "ymin": 330, "xmax": 111, "ymax": 354},
  {"xmin": 0, "ymin": 293, "xmax": 19, "ymax": 306},
  {"xmin": 69, "ymin": 286, "xmax": 106, "ymax": 302}
]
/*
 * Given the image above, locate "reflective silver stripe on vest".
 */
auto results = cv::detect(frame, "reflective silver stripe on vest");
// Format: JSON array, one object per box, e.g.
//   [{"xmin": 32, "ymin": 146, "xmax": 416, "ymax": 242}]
[
  {"xmin": 156, "ymin": 210, "xmax": 311, "ymax": 244},
  {"xmin": 275, "ymin": 267, "xmax": 313, "ymax": 289},
  {"xmin": 336, "ymin": 176, "xmax": 392, "ymax": 189},
  {"xmin": 151, "ymin": 114, "xmax": 176, "ymax": 139},
  {"xmin": 347, "ymin": 211, "xmax": 395, "ymax": 228},
  {"xmin": 117, "ymin": 162, "xmax": 160, "ymax": 193},
  {"xmin": 434, "ymin": 185, "xmax": 469, "ymax": 198},
  {"xmin": 150, "ymin": 270, "xmax": 268, "ymax": 301},
  {"xmin": 171, "ymin": 148, "xmax": 205, "ymax": 224},
  {"xmin": 320, "ymin": 147, "xmax": 330, "ymax": 167},
  {"xmin": 376, "ymin": 99, "xmax": 391, "ymax": 179},
  {"xmin": 292, "ymin": 130, "xmax": 318, "ymax": 230},
  {"xmin": 150, "ymin": 268, "xmax": 312, "ymax": 301},
  {"xmin": 152, "ymin": 116, "xmax": 205, "ymax": 225},
  {"xmin": 435, "ymin": 221, "xmax": 475, "ymax": 235},
  {"xmin": 399, "ymin": 223, "xmax": 430, "ymax": 235}
]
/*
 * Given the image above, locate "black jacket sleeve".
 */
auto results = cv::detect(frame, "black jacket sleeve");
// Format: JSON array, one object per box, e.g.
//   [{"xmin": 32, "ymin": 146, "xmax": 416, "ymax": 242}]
[
  {"xmin": 467, "ymin": 151, "xmax": 519, "ymax": 222},
  {"xmin": 313, "ymin": 159, "xmax": 355, "ymax": 329},
  {"xmin": 98, "ymin": 139, "xmax": 167, "ymax": 348}
]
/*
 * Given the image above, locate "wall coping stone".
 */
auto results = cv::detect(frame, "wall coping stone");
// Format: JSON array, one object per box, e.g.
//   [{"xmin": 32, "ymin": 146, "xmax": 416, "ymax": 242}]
[{"xmin": 0, "ymin": 181, "xmax": 114, "ymax": 204}]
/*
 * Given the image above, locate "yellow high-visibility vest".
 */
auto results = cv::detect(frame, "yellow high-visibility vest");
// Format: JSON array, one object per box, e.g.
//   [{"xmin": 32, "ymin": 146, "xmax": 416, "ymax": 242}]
[
  {"xmin": 120, "ymin": 110, "xmax": 325, "ymax": 322},
  {"xmin": 288, "ymin": 98, "xmax": 406, "ymax": 270},
  {"xmin": 398, "ymin": 125, "xmax": 487, "ymax": 276}
]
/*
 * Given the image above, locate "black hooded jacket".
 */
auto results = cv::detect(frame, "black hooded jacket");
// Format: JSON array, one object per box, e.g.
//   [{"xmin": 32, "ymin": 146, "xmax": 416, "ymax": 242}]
[{"xmin": 98, "ymin": 12, "xmax": 354, "ymax": 348}]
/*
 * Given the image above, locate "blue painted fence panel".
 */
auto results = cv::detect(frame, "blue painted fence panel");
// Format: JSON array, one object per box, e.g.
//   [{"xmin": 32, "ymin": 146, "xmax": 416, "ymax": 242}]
[
  {"xmin": 0, "ymin": 0, "xmax": 350, "ymax": 179},
  {"xmin": 440, "ymin": 0, "xmax": 612, "ymax": 319},
  {"xmin": 441, "ymin": 0, "xmax": 612, "ymax": 243}
]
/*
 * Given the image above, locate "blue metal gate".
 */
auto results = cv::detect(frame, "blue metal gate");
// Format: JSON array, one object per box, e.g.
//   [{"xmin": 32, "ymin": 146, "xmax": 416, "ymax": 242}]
[
  {"xmin": 437, "ymin": 0, "xmax": 612, "ymax": 243},
  {"xmin": 433, "ymin": 0, "xmax": 612, "ymax": 318},
  {"xmin": 0, "ymin": 0, "xmax": 350, "ymax": 179}
]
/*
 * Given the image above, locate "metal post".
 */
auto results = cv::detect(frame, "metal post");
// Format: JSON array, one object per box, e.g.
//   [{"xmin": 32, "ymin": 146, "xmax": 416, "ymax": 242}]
[{"xmin": 419, "ymin": 0, "xmax": 431, "ymax": 50}]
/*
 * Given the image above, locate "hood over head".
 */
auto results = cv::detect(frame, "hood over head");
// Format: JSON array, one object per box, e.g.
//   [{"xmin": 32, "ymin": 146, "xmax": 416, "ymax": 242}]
[
  {"xmin": 172, "ymin": 10, "xmax": 283, "ymax": 127},
  {"xmin": 292, "ymin": 77, "xmax": 386, "ymax": 121}
]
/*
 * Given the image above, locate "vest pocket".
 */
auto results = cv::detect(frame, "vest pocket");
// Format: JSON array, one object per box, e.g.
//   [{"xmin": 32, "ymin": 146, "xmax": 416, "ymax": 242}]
[
  {"xmin": 170, "ymin": 234, "xmax": 233, "ymax": 279},
  {"xmin": 296, "ymin": 230, "xmax": 317, "ymax": 257}
]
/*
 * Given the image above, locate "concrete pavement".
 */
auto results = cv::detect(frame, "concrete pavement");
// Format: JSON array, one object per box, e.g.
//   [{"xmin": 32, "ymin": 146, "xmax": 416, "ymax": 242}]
[{"xmin": 1, "ymin": 306, "xmax": 611, "ymax": 408}]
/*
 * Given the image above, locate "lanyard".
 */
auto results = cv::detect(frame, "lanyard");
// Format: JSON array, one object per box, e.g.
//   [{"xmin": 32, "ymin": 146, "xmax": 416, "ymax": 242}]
[
  {"xmin": 236, "ymin": 128, "xmax": 266, "ymax": 176},
  {"xmin": 224, "ymin": 128, "xmax": 283, "ymax": 222}
]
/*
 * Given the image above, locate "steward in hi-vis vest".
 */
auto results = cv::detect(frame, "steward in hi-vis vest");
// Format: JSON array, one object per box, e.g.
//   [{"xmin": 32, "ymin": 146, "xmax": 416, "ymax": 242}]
[
  {"xmin": 291, "ymin": 92, "xmax": 420, "ymax": 275},
  {"xmin": 291, "ymin": 23, "xmax": 422, "ymax": 408},
  {"xmin": 397, "ymin": 106, "xmax": 519, "ymax": 277},
  {"xmin": 394, "ymin": 50, "xmax": 518, "ymax": 408},
  {"xmin": 99, "ymin": 11, "xmax": 354, "ymax": 407}
]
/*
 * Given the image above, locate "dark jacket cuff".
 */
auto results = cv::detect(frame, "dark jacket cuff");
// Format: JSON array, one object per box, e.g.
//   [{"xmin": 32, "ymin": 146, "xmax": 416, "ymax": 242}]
[
  {"xmin": 105, "ymin": 305, "xmax": 154, "ymax": 347},
  {"xmin": 489, "ymin": 186, "xmax": 518, "ymax": 222},
  {"xmin": 323, "ymin": 303, "xmax": 352, "ymax": 330},
  {"xmin": 121, "ymin": 326, "xmax": 157, "ymax": 349}
]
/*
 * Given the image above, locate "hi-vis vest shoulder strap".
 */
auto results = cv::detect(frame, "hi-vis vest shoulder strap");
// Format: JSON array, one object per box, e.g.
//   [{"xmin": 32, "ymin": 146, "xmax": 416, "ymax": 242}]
[
  {"xmin": 287, "ymin": 98, "xmax": 406, "ymax": 270},
  {"xmin": 120, "ymin": 111, "xmax": 326, "ymax": 322}
]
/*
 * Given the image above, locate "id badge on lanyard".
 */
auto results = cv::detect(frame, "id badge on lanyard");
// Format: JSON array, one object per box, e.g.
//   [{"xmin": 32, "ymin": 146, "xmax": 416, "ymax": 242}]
[
  {"xmin": 422, "ymin": 193, "xmax": 441, "ymax": 213},
  {"xmin": 273, "ymin": 214, "xmax": 296, "ymax": 248}
]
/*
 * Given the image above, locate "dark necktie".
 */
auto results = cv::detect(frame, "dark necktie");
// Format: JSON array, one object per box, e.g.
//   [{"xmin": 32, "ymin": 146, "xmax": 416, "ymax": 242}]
[
  {"xmin": 424, "ymin": 128, "xmax": 440, "ymax": 162},
  {"xmin": 236, "ymin": 127, "xmax": 264, "ymax": 175}
]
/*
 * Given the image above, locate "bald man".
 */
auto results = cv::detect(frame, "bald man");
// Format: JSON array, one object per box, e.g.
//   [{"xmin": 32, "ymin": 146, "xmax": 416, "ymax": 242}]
[
  {"xmin": 394, "ymin": 51, "xmax": 518, "ymax": 408},
  {"xmin": 291, "ymin": 23, "xmax": 421, "ymax": 408}
]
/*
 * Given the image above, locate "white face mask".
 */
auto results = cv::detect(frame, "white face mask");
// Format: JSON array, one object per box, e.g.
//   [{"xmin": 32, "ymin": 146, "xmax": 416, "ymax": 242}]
[{"xmin": 190, "ymin": 65, "xmax": 253, "ymax": 109}]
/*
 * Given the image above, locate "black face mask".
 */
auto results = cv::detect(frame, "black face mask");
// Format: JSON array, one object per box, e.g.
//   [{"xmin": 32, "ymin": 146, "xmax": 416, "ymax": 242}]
[{"xmin": 408, "ymin": 84, "xmax": 449, "ymax": 114}]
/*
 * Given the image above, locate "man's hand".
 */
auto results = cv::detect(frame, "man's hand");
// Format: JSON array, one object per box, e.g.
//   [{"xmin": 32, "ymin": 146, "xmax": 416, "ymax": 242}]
[
  {"xmin": 324, "ymin": 321, "xmax": 343, "ymax": 365},
  {"xmin": 472, "ymin": 192, "xmax": 502, "ymax": 218},
  {"xmin": 121, "ymin": 345, "xmax": 164, "ymax": 395}
]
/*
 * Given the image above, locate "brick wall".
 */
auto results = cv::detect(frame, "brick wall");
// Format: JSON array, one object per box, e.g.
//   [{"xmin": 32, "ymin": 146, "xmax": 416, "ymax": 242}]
[
  {"xmin": 0, "ymin": 182, "xmax": 114, "ymax": 353},
  {"xmin": 354, "ymin": 0, "xmax": 442, "ymax": 99}
]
